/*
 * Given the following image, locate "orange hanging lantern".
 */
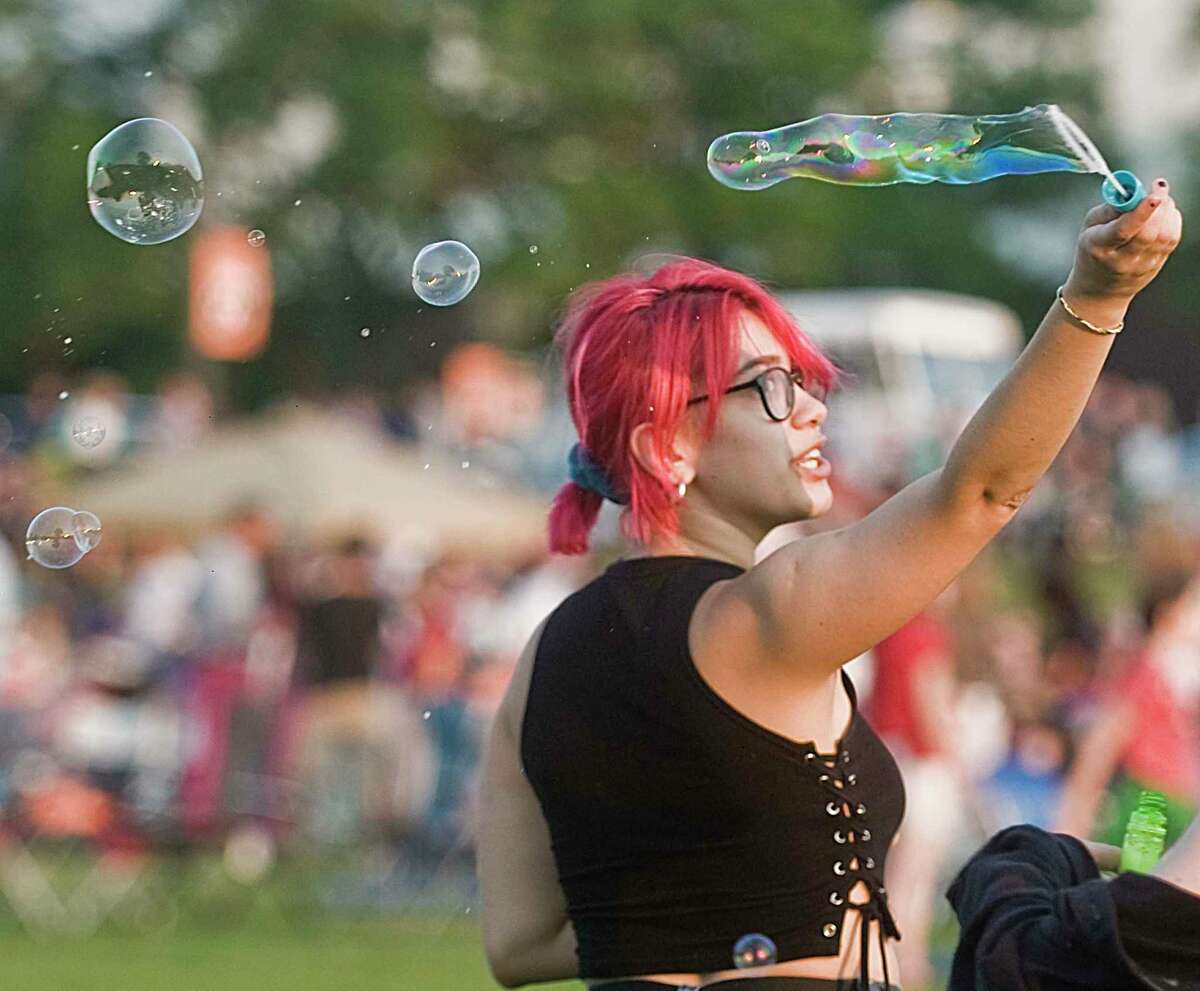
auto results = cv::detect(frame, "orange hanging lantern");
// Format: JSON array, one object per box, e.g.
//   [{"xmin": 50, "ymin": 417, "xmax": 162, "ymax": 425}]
[{"xmin": 188, "ymin": 226, "xmax": 274, "ymax": 361}]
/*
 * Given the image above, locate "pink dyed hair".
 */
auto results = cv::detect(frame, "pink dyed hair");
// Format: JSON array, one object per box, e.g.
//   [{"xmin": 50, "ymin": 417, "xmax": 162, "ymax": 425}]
[{"xmin": 548, "ymin": 258, "xmax": 839, "ymax": 555}]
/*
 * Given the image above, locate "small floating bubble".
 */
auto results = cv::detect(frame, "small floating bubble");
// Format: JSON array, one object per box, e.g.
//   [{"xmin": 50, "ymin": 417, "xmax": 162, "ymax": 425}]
[
  {"xmin": 86, "ymin": 118, "xmax": 204, "ymax": 244},
  {"xmin": 71, "ymin": 511, "xmax": 103, "ymax": 553},
  {"xmin": 732, "ymin": 933, "xmax": 777, "ymax": 970},
  {"xmin": 247, "ymin": 229, "xmax": 266, "ymax": 247},
  {"xmin": 71, "ymin": 416, "xmax": 106, "ymax": 449},
  {"xmin": 25, "ymin": 507, "xmax": 96, "ymax": 569},
  {"xmin": 411, "ymin": 240, "xmax": 480, "ymax": 306}
]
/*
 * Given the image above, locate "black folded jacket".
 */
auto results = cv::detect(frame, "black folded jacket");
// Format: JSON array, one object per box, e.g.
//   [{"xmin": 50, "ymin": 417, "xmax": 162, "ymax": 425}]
[{"xmin": 945, "ymin": 824, "xmax": 1200, "ymax": 991}]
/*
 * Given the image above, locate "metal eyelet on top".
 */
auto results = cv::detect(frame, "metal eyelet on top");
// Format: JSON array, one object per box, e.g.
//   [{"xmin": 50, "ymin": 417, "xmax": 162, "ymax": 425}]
[
  {"xmin": 826, "ymin": 801, "xmax": 841, "ymax": 816},
  {"xmin": 840, "ymin": 751, "xmax": 851, "ymax": 764},
  {"xmin": 818, "ymin": 774, "xmax": 830, "ymax": 783},
  {"xmin": 846, "ymin": 773, "xmax": 857, "ymax": 785},
  {"xmin": 856, "ymin": 803, "xmax": 867, "ymax": 816},
  {"xmin": 833, "ymin": 861, "xmax": 846, "ymax": 876},
  {"xmin": 823, "ymin": 923, "xmax": 838, "ymax": 938},
  {"xmin": 860, "ymin": 829, "xmax": 872, "ymax": 842},
  {"xmin": 829, "ymin": 892, "xmax": 844, "ymax": 905},
  {"xmin": 864, "ymin": 857, "xmax": 876, "ymax": 869},
  {"xmin": 805, "ymin": 752, "xmax": 817, "ymax": 763},
  {"xmin": 833, "ymin": 830, "xmax": 846, "ymax": 844}
]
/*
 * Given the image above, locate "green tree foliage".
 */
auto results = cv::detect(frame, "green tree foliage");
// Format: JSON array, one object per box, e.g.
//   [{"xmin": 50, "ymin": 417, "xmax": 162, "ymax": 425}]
[{"xmin": 1, "ymin": 0, "xmax": 1151, "ymax": 411}]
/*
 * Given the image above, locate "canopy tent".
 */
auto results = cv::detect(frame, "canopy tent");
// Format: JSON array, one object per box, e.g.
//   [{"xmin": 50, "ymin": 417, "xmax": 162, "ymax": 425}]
[{"xmin": 65, "ymin": 409, "xmax": 551, "ymax": 558}]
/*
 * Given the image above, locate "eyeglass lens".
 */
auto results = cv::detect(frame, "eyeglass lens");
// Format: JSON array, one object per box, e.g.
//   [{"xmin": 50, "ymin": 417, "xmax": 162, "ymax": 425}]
[{"xmin": 760, "ymin": 368, "xmax": 826, "ymax": 420}]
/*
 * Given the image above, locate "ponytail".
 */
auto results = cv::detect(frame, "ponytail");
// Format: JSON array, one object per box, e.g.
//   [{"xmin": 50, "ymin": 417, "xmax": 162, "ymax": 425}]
[{"xmin": 548, "ymin": 482, "xmax": 604, "ymax": 555}]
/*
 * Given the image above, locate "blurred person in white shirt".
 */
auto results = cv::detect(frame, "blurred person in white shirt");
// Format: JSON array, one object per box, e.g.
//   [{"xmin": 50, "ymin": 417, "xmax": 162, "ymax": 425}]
[
  {"xmin": 122, "ymin": 530, "xmax": 204, "ymax": 663},
  {"xmin": 193, "ymin": 505, "xmax": 277, "ymax": 655}
]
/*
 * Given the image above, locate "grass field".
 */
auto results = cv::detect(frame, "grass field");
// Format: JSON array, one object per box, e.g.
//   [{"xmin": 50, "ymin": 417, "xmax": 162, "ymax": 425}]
[
  {"xmin": 0, "ymin": 914, "xmax": 955, "ymax": 991},
  {"xmin": 0, "ymin": 913, "xmax": 547, "ymax": 991},
  {"xmin": 0, "ymin": 847, "xmax": 955, "ymax": 990},
  {"xmin": 0, "ymin": 845, "xmax": 574, "ymax": 991}
]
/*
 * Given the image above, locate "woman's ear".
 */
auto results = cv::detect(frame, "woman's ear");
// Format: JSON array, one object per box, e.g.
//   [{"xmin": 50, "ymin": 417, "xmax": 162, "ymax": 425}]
[{"xmin": 629, "ymin": 421, "xmax": 697, "ymax": 489}]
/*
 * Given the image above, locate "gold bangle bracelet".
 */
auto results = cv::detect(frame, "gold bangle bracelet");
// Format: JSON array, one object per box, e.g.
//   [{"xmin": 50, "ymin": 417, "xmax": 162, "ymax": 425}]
[{"xmin": 1055, "ymin": 286, "xmax": 1124, "ymax": 335}]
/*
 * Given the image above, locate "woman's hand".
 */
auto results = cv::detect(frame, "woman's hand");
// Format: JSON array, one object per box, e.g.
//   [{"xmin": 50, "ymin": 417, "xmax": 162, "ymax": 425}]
[
  {"xmin": 1082, "ymin": 840, "xmax": 1123, "ymax": 873},
  {"xmin": 1061, "ymin": 177, "xmax": 1182, "ymax": 327}
]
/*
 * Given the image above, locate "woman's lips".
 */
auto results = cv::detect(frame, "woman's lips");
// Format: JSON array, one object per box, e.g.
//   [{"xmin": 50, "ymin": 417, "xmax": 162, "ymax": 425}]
[{"xmin": 791, "ymin": 452, "xmax": 832, "ymax": 480}]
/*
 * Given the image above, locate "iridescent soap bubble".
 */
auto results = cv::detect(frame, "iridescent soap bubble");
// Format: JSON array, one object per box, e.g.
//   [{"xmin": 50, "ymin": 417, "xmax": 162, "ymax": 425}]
[
  {"xmin": 87, "ymin": 118, "xmax": 204, "ymax": 245},
  {"xmin": 71, "ymin": 510, "xmax": 103, "ymax": 554},
  {"xmin": 411, "ymin": 240, "xmax": 480, "ymax": 306},
  {"xmin": 732, "ymin": 933, "xmax": 777, "ymax": 969},
  {"xmin": 25, "ymin": 506, "xmax": 97, "ymax": 569},
  {"xmin": 707, "ymin": 104, "xmax": 1143, "ymax": 209},
  {"xmin": 71, "ymin": 415, "xmax": 106, "ymax": 449}
]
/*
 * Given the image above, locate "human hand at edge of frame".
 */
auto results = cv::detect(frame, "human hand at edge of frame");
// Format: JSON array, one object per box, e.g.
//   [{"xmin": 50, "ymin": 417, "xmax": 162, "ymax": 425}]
[
  {"xmin": 1061, "ymin": 177, "xmax": 1182, "ymax": 326},
  {"xmin": 1082, "ymin": 840, "xmax": 1122, "ymax": 873}
]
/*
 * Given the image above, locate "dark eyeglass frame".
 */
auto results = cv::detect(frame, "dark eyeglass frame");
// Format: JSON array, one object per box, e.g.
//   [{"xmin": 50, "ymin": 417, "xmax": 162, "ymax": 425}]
[{"xmin": 686, "ymin": 366, "xmax": 827, "ymax": 422}]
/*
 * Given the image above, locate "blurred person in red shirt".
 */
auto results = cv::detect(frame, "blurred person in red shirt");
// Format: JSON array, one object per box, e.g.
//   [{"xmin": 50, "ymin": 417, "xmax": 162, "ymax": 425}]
[
  {"xmin": 401, "ymin": 556, "xmax": 487, "ymax": 854},
  {"xmin": 864, "ymin": 585, "xmax": 968, "ymax": 991},
  {"xmin": 1054, "ymin": 570, "xmax": 1200, "ymax": 846}
]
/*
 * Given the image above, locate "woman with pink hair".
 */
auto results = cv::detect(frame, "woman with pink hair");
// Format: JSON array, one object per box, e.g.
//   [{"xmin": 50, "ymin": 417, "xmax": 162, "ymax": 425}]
[{"xmin": 477, "ymin": 181, "xmax": 1181, "ymax": 991}]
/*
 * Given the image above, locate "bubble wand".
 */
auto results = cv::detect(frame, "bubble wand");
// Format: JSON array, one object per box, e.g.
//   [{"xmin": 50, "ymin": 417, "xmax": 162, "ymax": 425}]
[{"xmin": 707, "ymin": 104, "xmax": 1145, "ymax": 212}]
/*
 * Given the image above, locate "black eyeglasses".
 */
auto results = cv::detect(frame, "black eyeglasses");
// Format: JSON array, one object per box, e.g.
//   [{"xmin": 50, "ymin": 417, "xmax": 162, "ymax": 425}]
[{"xmin": 686, "ymin": 366, "xmax": 827, "ymax": 422}]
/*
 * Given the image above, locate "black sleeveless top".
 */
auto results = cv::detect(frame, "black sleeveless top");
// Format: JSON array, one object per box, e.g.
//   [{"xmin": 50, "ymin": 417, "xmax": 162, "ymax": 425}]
[{"xmin": 520, "ymin": 556, "xmax": 906, "ymax": 984}]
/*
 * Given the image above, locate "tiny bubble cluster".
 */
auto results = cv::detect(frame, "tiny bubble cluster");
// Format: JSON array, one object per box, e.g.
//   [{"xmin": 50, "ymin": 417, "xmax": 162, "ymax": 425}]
[{"xmin": 25, "ymin": 507, "xmax": 103, "ymax": 569}]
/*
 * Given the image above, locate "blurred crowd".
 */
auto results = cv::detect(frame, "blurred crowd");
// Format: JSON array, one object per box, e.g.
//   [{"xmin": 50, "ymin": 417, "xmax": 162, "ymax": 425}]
[
  {"xmin": 0, "ymin": 365, "xmax": 1199, "ymax": 981},
  {"xmin": 0, "ymin": 369, "xmax": 589, "ymax": 883}
]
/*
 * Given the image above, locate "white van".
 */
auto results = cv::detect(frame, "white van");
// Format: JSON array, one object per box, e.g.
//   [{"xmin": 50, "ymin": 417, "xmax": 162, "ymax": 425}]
[{"xmin": 776, "ymin": 288, "xmax": 1024, "ymax": 486}]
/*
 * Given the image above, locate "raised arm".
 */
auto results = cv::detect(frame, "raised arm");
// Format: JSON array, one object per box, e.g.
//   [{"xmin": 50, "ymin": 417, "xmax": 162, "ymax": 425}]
[
  {"xmin": 1052, "ymin": 696, "xmax": 1134, "ymax": 839},
  {"xmin": 723, "ymin": 183, "xmax": 1181, "ymax": 675}
]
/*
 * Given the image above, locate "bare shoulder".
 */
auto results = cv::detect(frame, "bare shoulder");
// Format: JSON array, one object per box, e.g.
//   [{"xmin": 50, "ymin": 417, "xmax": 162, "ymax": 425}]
[
  {"xmin": 690, "ymin": 545, "xmax": 819, "ymax": 677},
  {"xmin": 699, "ymin": 471, "xmax": 1015, "ymax": 680},
  {"xmin": 689, "ymin": 559, "xmax": 850, "ymax": 749}
]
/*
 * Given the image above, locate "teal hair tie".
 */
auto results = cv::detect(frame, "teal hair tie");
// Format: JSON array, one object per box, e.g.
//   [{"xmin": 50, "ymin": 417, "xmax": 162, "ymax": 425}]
[{"xmin": 568, "ymin": 443, "xmax": 626, "ymax": 504}]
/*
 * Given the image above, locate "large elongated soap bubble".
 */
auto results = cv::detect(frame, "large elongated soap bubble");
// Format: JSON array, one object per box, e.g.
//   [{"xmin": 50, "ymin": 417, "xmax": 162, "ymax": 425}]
[
  {"xmin": 87, "ymin": 118, "xmax": 205, "ymax": 244},
  {"xmin": 708, "ymin": 104, "xmax": 1144, "ymax": 211}
]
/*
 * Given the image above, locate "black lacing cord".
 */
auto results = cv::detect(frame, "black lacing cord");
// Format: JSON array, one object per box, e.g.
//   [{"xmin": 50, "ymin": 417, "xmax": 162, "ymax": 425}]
[{"xmin": 807, "ymin": 752, "xmax": 899, "ymax": 991}]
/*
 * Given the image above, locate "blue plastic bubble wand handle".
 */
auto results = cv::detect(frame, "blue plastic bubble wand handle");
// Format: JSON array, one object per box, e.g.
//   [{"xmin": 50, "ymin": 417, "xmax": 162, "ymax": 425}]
[{"xmin": 1103, "ymin": 170, "xmax": 1146, "ymax": 212}]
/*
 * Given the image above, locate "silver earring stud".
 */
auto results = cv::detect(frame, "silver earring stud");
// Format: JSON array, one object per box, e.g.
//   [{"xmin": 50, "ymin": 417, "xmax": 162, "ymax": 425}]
[{"xmin": 677, "ymin": 481, "xmax": 687, "ymax": 499}]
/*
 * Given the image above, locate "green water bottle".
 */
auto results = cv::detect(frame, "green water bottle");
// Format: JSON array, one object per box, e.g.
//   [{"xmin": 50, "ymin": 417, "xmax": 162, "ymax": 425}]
[{"xmin": 1119, "ymin": 790, "xmax": 1168, "ymax": 874}]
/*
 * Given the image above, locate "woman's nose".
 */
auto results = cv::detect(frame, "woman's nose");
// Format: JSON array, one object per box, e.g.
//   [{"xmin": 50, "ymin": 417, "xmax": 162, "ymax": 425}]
[{"xmin": 792, "ymin": 395, "xmax": 827, "ymax": 428}]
